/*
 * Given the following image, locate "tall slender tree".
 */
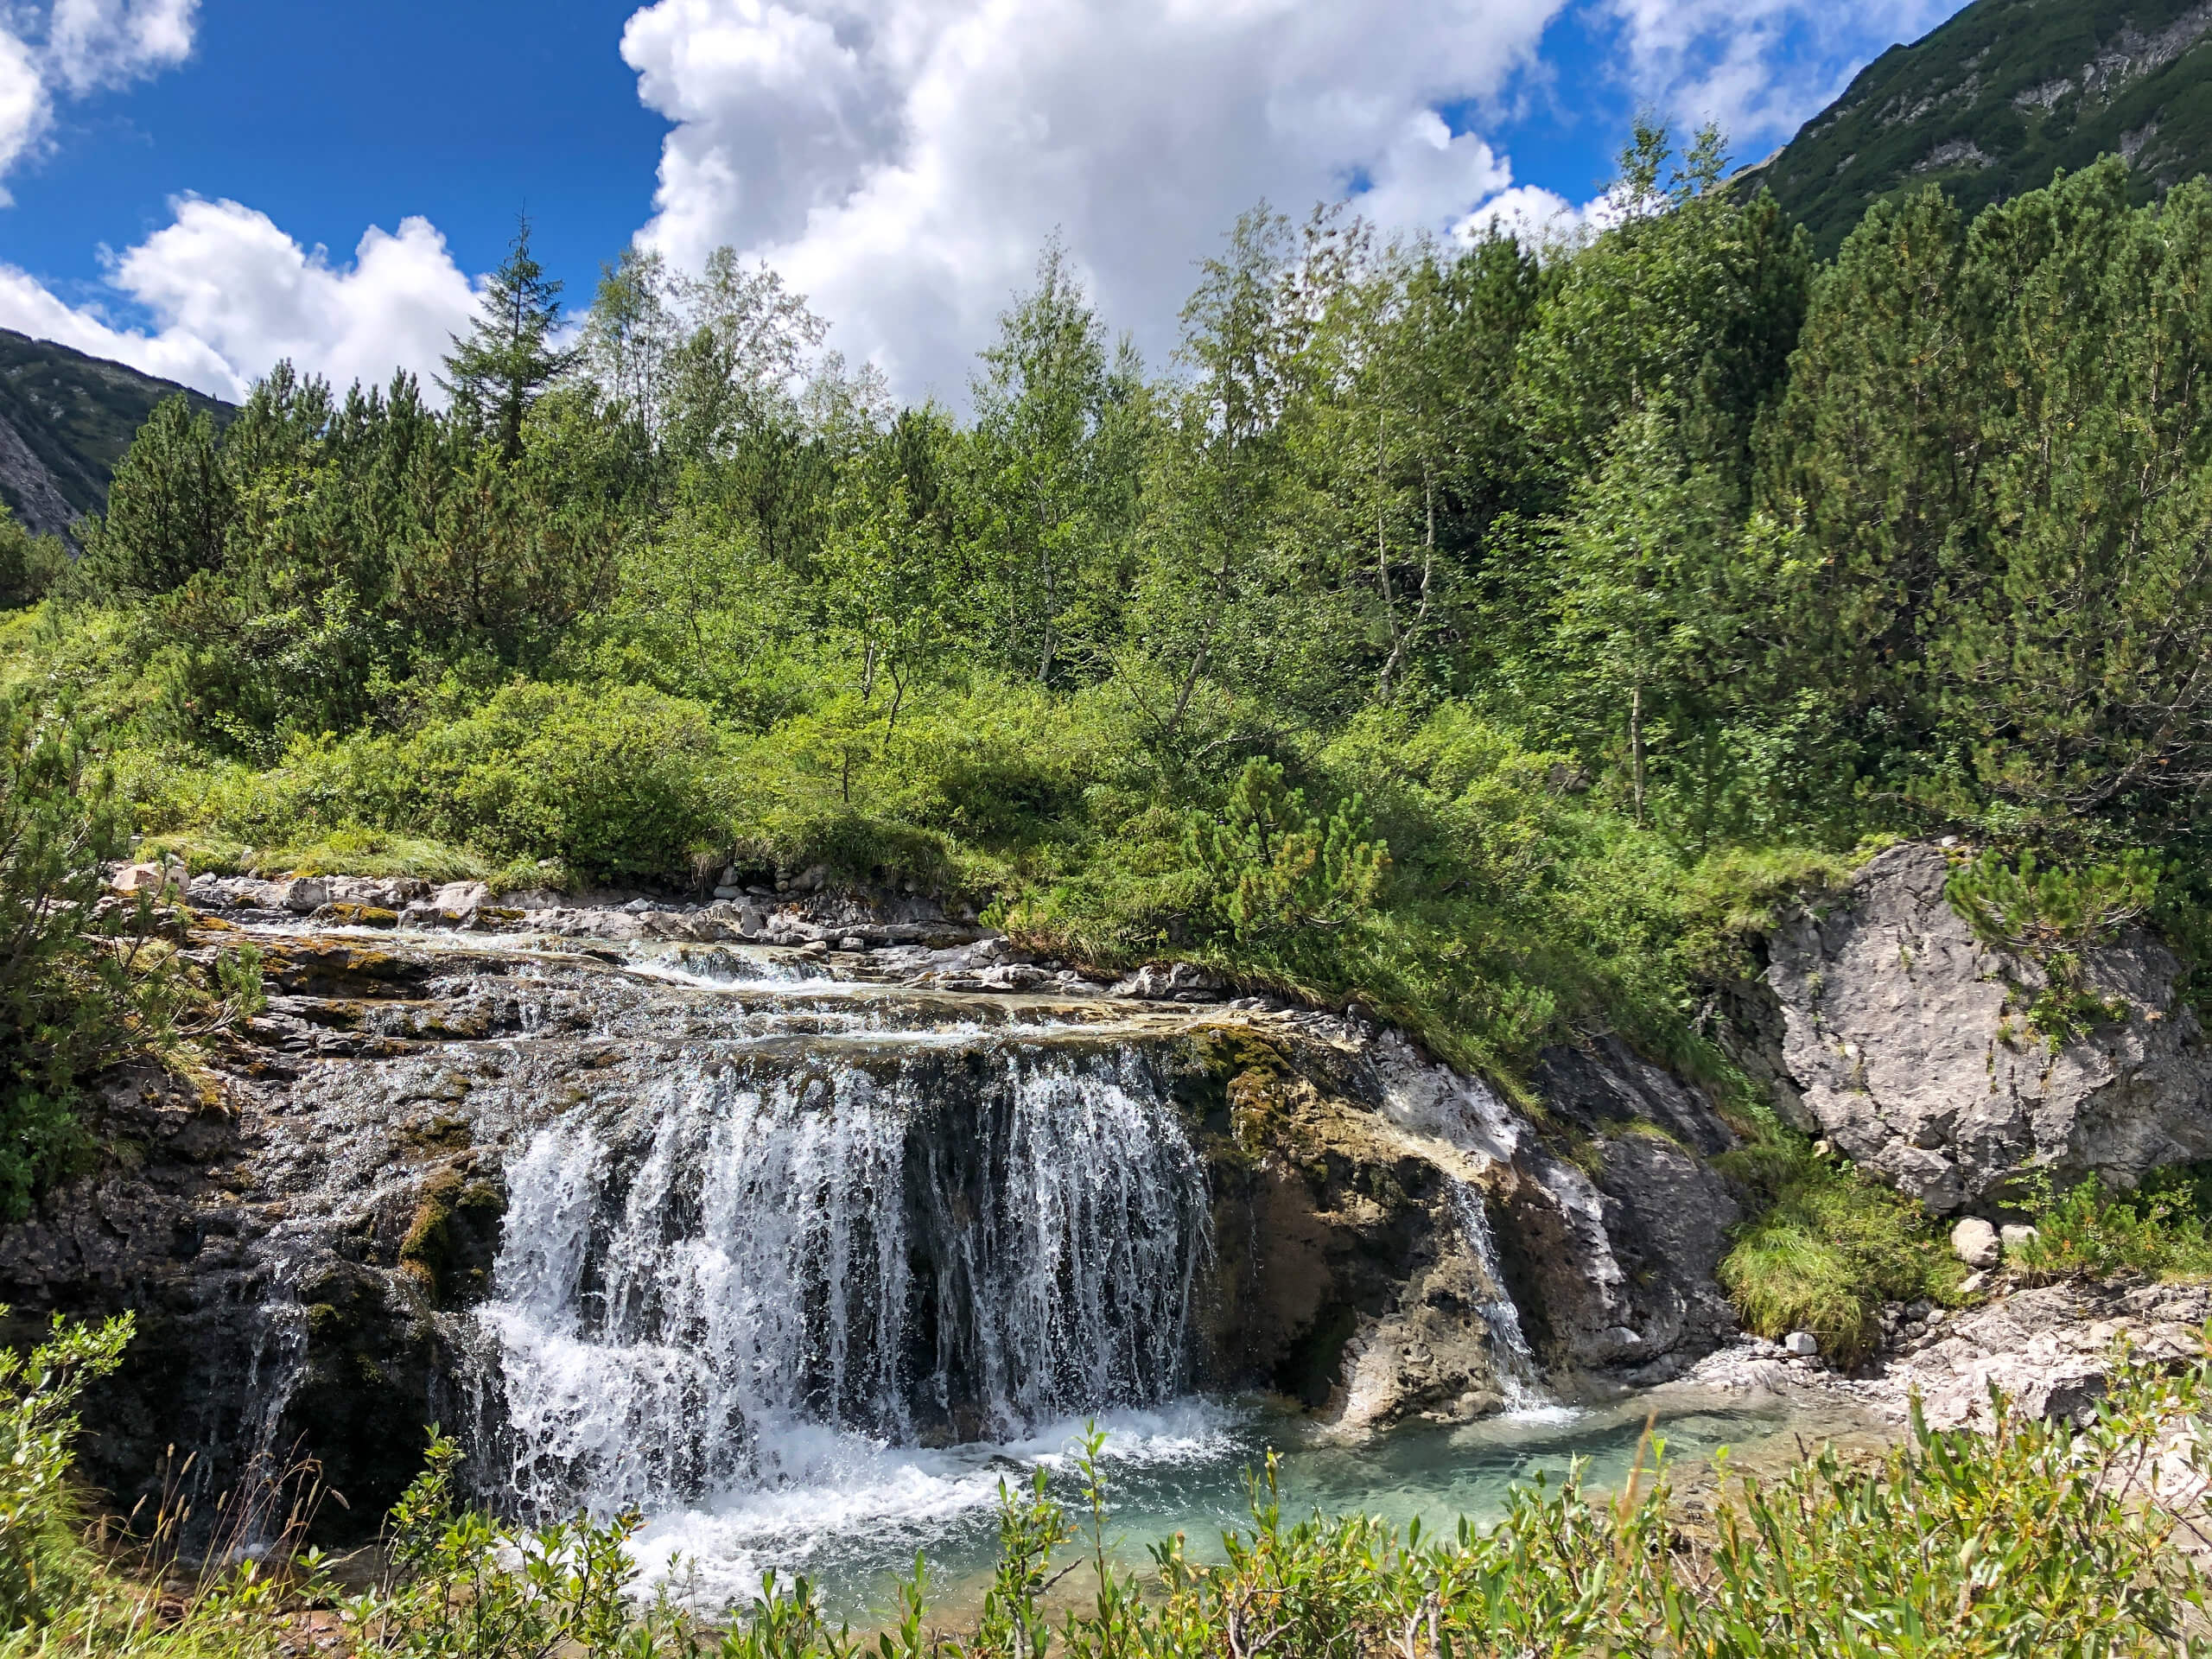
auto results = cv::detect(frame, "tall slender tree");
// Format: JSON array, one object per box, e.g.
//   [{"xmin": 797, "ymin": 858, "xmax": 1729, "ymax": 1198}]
[{"xmin": 442, "ymin": 216, "xmax": 575, "ymax": 461}]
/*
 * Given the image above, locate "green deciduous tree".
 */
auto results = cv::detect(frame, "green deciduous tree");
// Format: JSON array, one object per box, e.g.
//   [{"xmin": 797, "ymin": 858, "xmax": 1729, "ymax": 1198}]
[{"xmin": 970, "ymin": 242, "xmax": 1151, "ymax": 686}]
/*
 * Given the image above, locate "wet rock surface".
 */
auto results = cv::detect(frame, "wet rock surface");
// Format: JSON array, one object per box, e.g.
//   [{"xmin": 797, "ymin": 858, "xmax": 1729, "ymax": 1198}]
[
  {"xmin": 2, "ymin": 897, "xmax": 1751, "ymax": 1538},
  {"xmin": 1743, "ymin": 842, "xmax": 2212, "ymax": 1211}
]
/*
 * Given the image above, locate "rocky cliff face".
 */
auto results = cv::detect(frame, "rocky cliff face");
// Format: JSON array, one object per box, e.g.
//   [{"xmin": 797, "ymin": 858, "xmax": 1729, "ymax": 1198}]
[
  {"xmin": 0, "ymin": 893, "xmax": 1749, "ymax": 1535},
  {"xmin": 1734, "ymin": 841, "xmax": 2212, "ymax": 1212}
]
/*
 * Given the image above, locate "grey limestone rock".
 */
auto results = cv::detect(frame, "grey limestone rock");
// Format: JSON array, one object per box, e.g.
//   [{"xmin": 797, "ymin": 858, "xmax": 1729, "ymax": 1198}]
[
  {"xmin": 1757, "ymin": 842, "xmax": 2212, "ymax": 1211},
  {"xmin": 1111, "ymin": 962, "xmax": 1226, "ymax": 1001},
  {"xmin": 1859, "ymin": 1281, "xmax": 2211, "ymax": 1430},
  {"xmin": 281, "ymin": 876, "xmax": 332, "ymax": 913},
  {"xmin": 1952, "ymin": 1217, "xmax": 2000, "ymax": 1268}
]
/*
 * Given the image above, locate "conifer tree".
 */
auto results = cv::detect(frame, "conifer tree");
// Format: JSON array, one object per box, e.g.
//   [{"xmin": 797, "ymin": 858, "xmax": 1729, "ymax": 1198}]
[
  {"xmin": 442, "ymin": 216, "xmax": 575, "ymax": 461},
  {"xmin": 77, "ymin": 395, "xmax": 232, "ymax": 595}
]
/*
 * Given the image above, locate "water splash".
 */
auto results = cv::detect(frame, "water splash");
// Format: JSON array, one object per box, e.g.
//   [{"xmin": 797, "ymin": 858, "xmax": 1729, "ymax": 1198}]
[
  {"xmin": 475, "ymin": 1044, "xmax": 1211, "ymax": 1519},
  {"xmin": 1446, "ymin": 1180, "xmax": 1572, "ymax": 1421}
]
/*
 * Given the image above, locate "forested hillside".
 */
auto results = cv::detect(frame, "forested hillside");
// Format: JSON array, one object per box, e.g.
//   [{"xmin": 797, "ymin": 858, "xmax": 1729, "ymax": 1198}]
[
  {"xmin": 9, "ymin": 128, "xmax": 2212, "ymax": 1128},
  {"xmin": 1753, "ymin": 0, "xmax": 2212, "ymax": 254},
  {"xmin": 0, "ymin": 328, "xmax": 232, "ymax": 538}
]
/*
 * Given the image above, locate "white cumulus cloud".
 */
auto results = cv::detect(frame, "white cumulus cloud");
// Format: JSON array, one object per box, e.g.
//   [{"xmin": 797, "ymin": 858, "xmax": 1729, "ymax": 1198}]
[
  {"xmin": 0, "ymin": 262, "xmax": 235, "ymax": 391},
  {"xmin": 46, "ymin": 0, "xmax": 195, "ymax": 95},
  {"xmin": 1605, "ymin": 0, "xmax": 1968, "ymax": 159},
  {"xmin": 0, "ymin": 31, "xmax": 45, "ymax": 196},
  {"xmin": 0, "ymin": 200, "xmax": 481, "ymax": 401},
  {"xmin": 111, "ymin": 199, "xmax": 480, "ymax": 395},
  {"xmin": 620, "ymin": 0, "xmax": 1571, "ymax": 399},
  {"xmin": 0, "ymin": 0, "xmax": 197, "ymax": 195}
]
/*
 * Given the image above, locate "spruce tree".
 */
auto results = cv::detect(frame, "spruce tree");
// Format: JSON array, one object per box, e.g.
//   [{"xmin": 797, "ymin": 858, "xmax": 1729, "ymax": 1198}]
[{"xmin": 442, "ymin": 216, "xmax": 575, "ymax": 461}]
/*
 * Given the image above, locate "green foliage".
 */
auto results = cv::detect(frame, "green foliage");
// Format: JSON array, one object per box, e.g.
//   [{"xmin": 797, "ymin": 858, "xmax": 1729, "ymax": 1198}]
[
  {"xmin": 0, "ymin": 701, "xmax": 180, "ymax": 1216},
  {"xmin": 2006, "ymin": 1168, "xmax": 2212, "ymax": 1285},
  {"xmin": 439, "ymin": 218, "xmax": 577, "ymax": 462},
  {"xmin": 75, "ymin": 397, "xmax": 230, "ymax": 598},
  {"xmin": 1948, "ymin": 847, "xmax": 2166, "ymax": 951},
  {"xmin": 342, "ymin": 1433, "xmax": 645, "ymax": 1658},
  {"xmin": 0, "ymin": 1306, "xmax": 131, "ymax": 1629},
  {"xmin": 0, "ymin": 512, "xmax": 66, "ymax": 613},
  {"xmin": 1185, "ymin": 758, "xmax": 1388, "ymax": 944},
  {"xmin": 1718, "ymin": 1145, "xmax": 1963, "ymax": 1363}
]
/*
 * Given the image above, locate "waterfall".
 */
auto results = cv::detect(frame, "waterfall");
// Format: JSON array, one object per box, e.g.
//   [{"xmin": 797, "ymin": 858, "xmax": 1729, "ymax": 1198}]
[
  {"xmin": 1445, "ymin": 1181, "xmax": 1547, "ymax": 1411},
  {"xmin": 474, "ymin": 1042, "xmax": 1211, "ymax": 1518}
]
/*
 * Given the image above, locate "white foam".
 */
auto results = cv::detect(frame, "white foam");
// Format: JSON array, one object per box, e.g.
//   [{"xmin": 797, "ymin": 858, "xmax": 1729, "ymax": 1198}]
[
  {"xmin": 622, "ymin": 1400, "xmax": 1242, "ymax": 1611},
  {"xmin": 475, "ymin": 1048, "xmax": 1211, "ymax": 1521}
]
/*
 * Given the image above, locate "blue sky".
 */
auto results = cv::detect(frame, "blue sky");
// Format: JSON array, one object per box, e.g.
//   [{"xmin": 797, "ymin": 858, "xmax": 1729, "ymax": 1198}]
[
  {"xmin": 6, "ymin": 2, "xmax": 666, "ymax": 322},
  {"xmin": 0, "ymin": 0, "xmax": 1968, "ymax": 403}
]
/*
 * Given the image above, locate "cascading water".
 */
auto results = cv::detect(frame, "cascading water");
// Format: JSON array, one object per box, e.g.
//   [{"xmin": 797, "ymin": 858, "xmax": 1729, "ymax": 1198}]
[
  {"xmin": 473, "ymin": 1041, "xmax": 1211, "ymax": 1521},
  {"xmin": 160, "ymin": 923, "xmax": 1623, "ymax": 1611},
  {"xmin": 1446, "ymin": 1182, "xmax": 1550, "ymax": 1413}
]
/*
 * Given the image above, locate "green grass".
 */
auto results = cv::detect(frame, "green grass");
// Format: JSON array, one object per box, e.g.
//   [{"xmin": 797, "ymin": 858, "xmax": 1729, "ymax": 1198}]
[{"xmin": 1718, "ymin": 1143, "xmax": 1965, "ymax": 1363}]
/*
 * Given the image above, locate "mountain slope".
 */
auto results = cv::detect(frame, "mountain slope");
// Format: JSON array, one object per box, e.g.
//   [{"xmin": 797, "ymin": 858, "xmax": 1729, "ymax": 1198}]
[
  {"xmin": 0, "ymin": 330, "xmax": 233, "ymax": 540},
  {"xmin": 1749, "ymin": 0, "xmax": 2212, "ymax": 255}
]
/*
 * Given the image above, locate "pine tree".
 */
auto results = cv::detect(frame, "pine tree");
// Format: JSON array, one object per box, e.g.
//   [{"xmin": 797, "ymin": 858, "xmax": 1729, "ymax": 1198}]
[
  {"xmin": 441, "ymin": 216, "xmax": 575, "ymax": 461},
  {"xmin": 77, "ymin": 395, "xmax": 233, "ymax": 595}
]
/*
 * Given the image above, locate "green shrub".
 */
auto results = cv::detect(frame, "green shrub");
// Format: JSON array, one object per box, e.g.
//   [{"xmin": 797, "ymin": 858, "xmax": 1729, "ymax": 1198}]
[
  {"xmin": 364, "ymin": 682, "xmax": 729, "ymax": 879},
  {"xmin": 1947, "ymin": 847, "xmax": 2167, "ymax": 952},
  {"xmin": 2006, "ymin": 1168, "xmax": 2212, "ymax": 1285},
  {"xmin": 0, "ymin": 512, "xmax": 67, "ymax": 613},
  {"xmin": 340, "ymin": 1433, "xmax": 647, "ymax": 1658},
  {"xmin": 0, "ymin": 1307, "xmax": 131, "ymax": 1630},
  {"xmin": 1185, "ymin": 756, "xmax": 1389, "ymax": 947},
  {"xmin": 1718, "ymin": 1145, "xmax": 1961, "ymax": 1362},
  {"xmin": 0, "ymin": 702, "xmax": 196, "ymax": 1216}
]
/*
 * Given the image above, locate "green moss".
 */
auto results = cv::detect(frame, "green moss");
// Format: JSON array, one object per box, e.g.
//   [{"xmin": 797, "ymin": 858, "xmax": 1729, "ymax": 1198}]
[
  {"xmin": 400, "ymin": 1164, "xmax": 506, "ymax": 1307},
  {"xmin": 319, "ymin": 902, "xmax": 399, "ymax": 928}
]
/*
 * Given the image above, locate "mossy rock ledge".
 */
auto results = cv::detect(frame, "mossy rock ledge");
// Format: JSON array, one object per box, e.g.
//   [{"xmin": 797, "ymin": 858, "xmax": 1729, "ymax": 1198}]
[{"xmin": 0, "ymin": 913, "xmax": 1750, "ymax": 1541}]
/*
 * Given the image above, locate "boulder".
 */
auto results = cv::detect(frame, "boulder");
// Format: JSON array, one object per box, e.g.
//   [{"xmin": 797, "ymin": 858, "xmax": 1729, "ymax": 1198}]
[
  {"xmin": 976, "ymin": 963, "xmax": 1049, "ymax": 992},
  {"xmin": 1749, "ymin": 842, "xmax": 2212, "ymax": 1211},
  {"xmin": 1864, "ymin": 1281, "xmax": 2208, "ymax": 1430},
  {"xmin": 282, "ymin": 876, "xmax": 332, "ymax": 913},
  {"xmin": 432, "ymin": 881, "xmax": 489, "ymax": 916},
  {"xmin": 1112, "ymin": 962, "xmax": 1226, "ymax": 1001},
  {"xmin": 1951, "ymin": 1217, "xmax": 2000, "ymax": 1268},
  {"xmin": 1783, "ymin": 1330, "xmax": 1819, "ymax": 1357},
  {"xmin": 2001, "ymin": 1224, "xmax": 2040, "ymax": 1255},
  {"xmin": 110, "ymin": 862, "xmax": 167, "ymax": 895}
]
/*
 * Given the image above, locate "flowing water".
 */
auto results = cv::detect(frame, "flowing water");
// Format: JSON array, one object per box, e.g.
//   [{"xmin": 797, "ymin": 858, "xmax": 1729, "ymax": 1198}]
[
  {"xmin": 222, "ymin": 925, "xmax": 1880, "ymax": 1619},
  {"xmin": 474, "ymin": 1043, "xmax": 1211, "ymax": 1516}
]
